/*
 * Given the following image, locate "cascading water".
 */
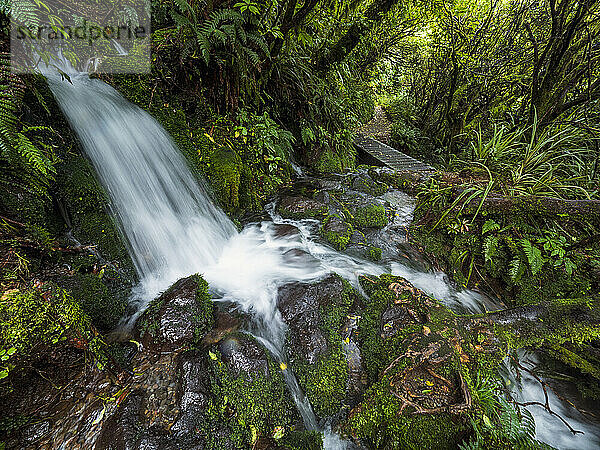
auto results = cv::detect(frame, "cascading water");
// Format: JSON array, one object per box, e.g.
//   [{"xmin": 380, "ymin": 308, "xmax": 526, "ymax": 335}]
[
  {"xmin": 43, "ymin": 56, "xmax": 600, "ymax": 449},
  {"xmin": 43, "ymin": 56, "xmax": 354, "ymax": 447},
  {"xmin": 45, "ymin": 59, "xmax": 237, "ymax": 302}
]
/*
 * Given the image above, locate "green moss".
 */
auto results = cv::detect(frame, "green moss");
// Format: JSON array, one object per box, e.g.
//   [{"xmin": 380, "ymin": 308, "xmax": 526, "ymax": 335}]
[
  {"xmin": 321, "ymin": 215, "xmax": 354, "ymax": 251},
  {"xmin": 313, "ymin": 149, "xmax": 344, "ymax": 174},
  {"xmin": 345, "ymin": 379, "xmax": 467, "ymax": 449},
  {"xmin": 192, "ymin": 275, "xmax": 214, "ymax": 340},
  {"xmin": 201, "ymin": 333, "xmax": 302, "ymax": 448},
  {"xmin": 207, "ymin": 148, "xmax": 242, "ymax": 214},
  {"xmin": 58, "ymin": 272, "xmax": 129, "ymax": 332},
  {"xmin": 279, "ymin": 430, "xmax": 324, "ymax": 449},
  {"xmin": 350, "ymin": 202, "xmax": 388, "ymax": 228},
  {"xmin": 368, "ymin": 246, "xmax": 383, "ymax": 261},
  {"xmin": 138, "ymin": 274, "xmax": 214, "ymax": 343},
  {"xmin": 0, "ymin": 187, "xmax": 58, "ymax": 232},
  {"xmin": 0, "ymin": 282, "xmax": 104, "ymax": 380},
  {"xmin": 296, "ymin": 346, "xmax": 349, "ymax": 418},
  {"xmin": 56, "ymin": 155, "xmax": 135, "ymax": 278},
  {"xmin": 350, "ymin": 175, "xmax": 388, "ymax": 197},
  {"xmin": 289, "ymin": 275, "xmax": 357, "ymax": 417}
]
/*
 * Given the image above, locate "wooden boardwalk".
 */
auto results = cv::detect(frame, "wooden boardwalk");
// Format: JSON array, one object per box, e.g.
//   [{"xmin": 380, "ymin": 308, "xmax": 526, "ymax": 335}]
[{"xmin": 354, "ymin": 134, "xmax": 434, "ymax": 172}]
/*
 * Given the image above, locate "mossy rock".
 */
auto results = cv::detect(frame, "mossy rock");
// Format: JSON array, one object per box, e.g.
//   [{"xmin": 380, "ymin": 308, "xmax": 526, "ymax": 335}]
[
  {"xmin": 321, "ymin": 215, "xmax": 354, "ymax": 251},
  {"xmin": 54, "ymin": 270, "xmax": 130, "ymax": 332},
  {"xmin": 136, "ymin": 275, "xmax": 214, "ymax": 352},
  {"xmin": 0, "ymin": 282, "xmax": 103, "ymax": 380},
  {"xmin": 206, "ymin": 148, "xmax": 242, "ymax": 215},
  {"xmin": 0, "ymin": 186, "xmax": 60, "ymax": 234},
  {"xmin": 278, "ymin": 274, "xmax": 359, "ymax": 417},
  {"xmin": 200, "ymin": 333, "xmax": 306, "ymax": 448},
  {"xmin": 349, "ymin": 173, "xmax": 388, "ymax": 197},
  {"xmin": 348, "ymin": 201, "xmax": 388, "ymax": 229},
  {"xmin": 277, "ymin": 196, "xmax": 328, "ymax": 220},
  {"xmin": 367, "ymin": 246, "xmax": 383, "ymax": 261},
  {"xmin": 312, "ymin": 146, "xmax": 356, "ymax": 174},
  {"xmin": 55, "ymin": 154, "xmax": 135, "ymax": 279}
]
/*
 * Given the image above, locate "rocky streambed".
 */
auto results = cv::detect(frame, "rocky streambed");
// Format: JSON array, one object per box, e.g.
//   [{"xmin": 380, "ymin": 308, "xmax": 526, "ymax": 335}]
[{"xmin": 1, "ymin": 168, "xmax": 599, "ymax": 449}]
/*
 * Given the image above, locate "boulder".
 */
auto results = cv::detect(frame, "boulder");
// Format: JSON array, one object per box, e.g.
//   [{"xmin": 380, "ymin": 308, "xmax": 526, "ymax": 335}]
[
  {"xmin": 278, "ymin": 274, "xmax": 361, "ymax": 418},
  {"xmin": 135, "ymin": 276, "xmax": 214, "ymax": 353},
  {"xmin": 277, "ymin": 196, "xmax": 327, "ymax": 220}
]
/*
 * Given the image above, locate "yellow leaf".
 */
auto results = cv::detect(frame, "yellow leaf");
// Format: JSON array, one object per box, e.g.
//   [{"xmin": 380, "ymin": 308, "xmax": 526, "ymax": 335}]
[{"xmin": 280, "ymin": 362, "xmax": 287, "ymax": 370}]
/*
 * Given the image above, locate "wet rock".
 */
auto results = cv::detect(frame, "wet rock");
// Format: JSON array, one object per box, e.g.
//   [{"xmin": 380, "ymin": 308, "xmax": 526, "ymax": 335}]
[
  {"xmin": 368, "ymin": 166, "xmax": 430, "ymax": 194},
  {"xmin": 278, "ymin": 274, "xmax": 361, "ymax": 417},
  {"xmin": 23, "ymin": 420, "xmax": 51, "ymax": 444},
  {"xmin": 277, "ymin": 196, "xmax": 327, "ymax": 220},
  {"xmin": 272, "ymin": 223, "xmax": 301, "ymax": 238},
  {"xmin": 202, "ymin": 310, "xmax": 241, "ymax": 345},
  {"xmin": 349, "ymin": 173, "xmax": 388, "ymax": 197},
  {"xmin": 218, "ymin": 335, "xmax": 270, "ymax": 378},
  {"xmin": 136, "ymin": 275, "xmax": 214, "ymax": 352},
  {"xmin": 321, "ymin": 215, "xmax": 354, "ymax": 251}
]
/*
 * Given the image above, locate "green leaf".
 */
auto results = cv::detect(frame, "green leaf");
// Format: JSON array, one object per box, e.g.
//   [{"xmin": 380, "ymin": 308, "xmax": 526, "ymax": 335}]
[
  {"xmin": 520, "ymin": 239, "xmax": 544, "ymax": 275},
  {"xmin": 482, "ymin": 219, "xmax": 500, "ymax": 235}
]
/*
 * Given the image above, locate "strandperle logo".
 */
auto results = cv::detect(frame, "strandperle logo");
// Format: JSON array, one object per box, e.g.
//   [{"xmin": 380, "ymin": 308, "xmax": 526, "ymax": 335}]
[{"xmin": 10, "ymin": 0, "xmax": 151, "ymax": 74}]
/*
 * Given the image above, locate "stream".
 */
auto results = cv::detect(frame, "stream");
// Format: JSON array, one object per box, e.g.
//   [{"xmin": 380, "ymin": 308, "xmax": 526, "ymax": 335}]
[{"xmin": 42, "ymin": 55, "xmax": 600, "ymax": 449}]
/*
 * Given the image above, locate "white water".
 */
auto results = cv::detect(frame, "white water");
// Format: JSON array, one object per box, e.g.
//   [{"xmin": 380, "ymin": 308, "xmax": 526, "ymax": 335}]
[
  {"xmin": 43, "ymin": 57, "xmax": 600, "ymax": 449},
  {"xmin": 45, "ymin": 59, "xmax": 237, "ymax": 305}
]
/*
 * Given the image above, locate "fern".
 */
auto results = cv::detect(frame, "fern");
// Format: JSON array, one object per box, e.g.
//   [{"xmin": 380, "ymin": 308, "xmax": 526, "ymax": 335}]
[
  {"xmin": 0, "ymin": 53, "xmax": 56, "ymax": 196},
  {"xmin": 483, "ymin": 235, "xmax": 499, "ymax": 265},
  {"xmin": 509, "ymin": 257, "xmax": 525, "ymax": 283},
  {"xmin": 0, "ymin": 0, "xmax": 40, "ymax": 26},
  {"xmin": 520, "ymin": 238, "xmax": 544, "ymax": 276},
  {"xmin": 482, "ymin": 219, "xmax": 500, "ymax": 235}
]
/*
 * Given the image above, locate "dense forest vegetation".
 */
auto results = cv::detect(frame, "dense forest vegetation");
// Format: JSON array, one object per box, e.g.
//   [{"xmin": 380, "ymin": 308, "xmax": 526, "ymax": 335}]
[{"xmin": 0, "ymin": 0, "xmax": 599, "ymax": 448}]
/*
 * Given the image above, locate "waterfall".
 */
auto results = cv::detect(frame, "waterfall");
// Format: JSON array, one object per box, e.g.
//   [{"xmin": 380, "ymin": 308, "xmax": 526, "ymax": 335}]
[{"xmin": 45, "ymin": 62, "xmax": 237, "ymax": 300}]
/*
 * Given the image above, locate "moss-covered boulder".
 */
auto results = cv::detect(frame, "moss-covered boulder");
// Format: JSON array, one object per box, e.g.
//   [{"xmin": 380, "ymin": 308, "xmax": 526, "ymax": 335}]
[
  {"xmin": 54, "ymin": 270, "xmax": 130, "ymax": 332},
  {"xmin": 349, "ymin": 172, "xmax": 388, "ymax": 197},
  {"xmin": 0, "ymin": 282, "xmax": 104, "ymax": 382},
  {"xmin": 207, "ymin": 148, "xmax": 243, "ymax": 215},
  {"xmin": 343, "ymin": 274, "xmax": 600, "ymax": 449},
  {"xmin": 278, "ymin": 274, "xmax": 360, "ymax": 418},
  {"xmin": 97, "ymin": 332, "xmax": 317, "ymax": 449},
  {"xmin": 321, "ymin": 215, "xmax": 354, "ymax": 251},
  {"xmin": 347, "ymin": 198, "xmax": 388, "ymax": 229},
  {"xmin": 277, "ymin": 196, "xmax": 328, "ymax": 220},
  {"xmin": 136, "ymin": 275, "xmax": 214, "ymax": 352}
]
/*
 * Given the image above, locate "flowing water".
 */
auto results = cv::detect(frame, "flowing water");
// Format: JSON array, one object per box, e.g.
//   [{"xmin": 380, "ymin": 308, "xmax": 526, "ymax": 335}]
[{"xmin": 43, "ymin": 58, "xmax": 600, "ymax": 449}]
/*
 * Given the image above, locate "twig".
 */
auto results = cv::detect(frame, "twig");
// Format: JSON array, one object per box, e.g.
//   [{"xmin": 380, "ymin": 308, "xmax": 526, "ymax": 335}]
[{"xmin": 510, "ymin": 355, "xmax": 585, "ymax": 435}]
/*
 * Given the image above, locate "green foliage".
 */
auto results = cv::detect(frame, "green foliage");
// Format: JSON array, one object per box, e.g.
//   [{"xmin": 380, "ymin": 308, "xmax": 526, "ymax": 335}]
[
  {"xmin": 0, "ymin": 55, "xmax": 57, "ymax": 198},
  {"xmin": 460, "ymin": 375, "xmax": 552, "ymax": 450},
  {"xmin": 452, "ymin": 119, "xmax": 598, "ymax": 199},
  {"xmin": 0, "ymin": 283, "xmax": 104, "ymax": 381},
  {"xmin": 202, "ymin": 334, "xmax": 301, "ymax": 448}
]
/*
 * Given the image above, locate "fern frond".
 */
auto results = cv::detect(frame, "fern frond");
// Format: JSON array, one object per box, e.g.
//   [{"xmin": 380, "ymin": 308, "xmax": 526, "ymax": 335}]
[
  {"xmin": 520, "ymin": 238, "xmax": 544, "ymax": 275},
  {"xmin": 509, "ymin": 257, "xmax": 525, "ymax": 283}
]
